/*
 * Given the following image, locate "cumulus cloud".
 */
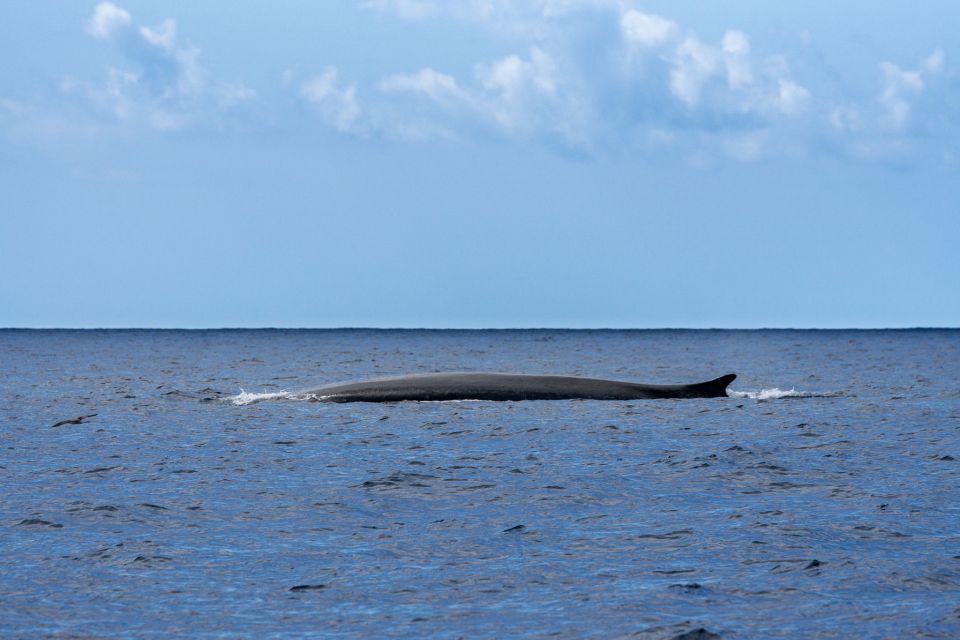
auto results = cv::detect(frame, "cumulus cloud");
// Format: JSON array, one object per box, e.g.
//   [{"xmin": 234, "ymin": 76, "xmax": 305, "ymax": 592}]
[
  {"xmin": 830, "ymin": 50, "xmax": 945, "ymax": 136},
  {"xmin": 877, "ymin": 49, "xmax": 944, "ymax": 130},
  {"xmin": 371, "ymin": 46, "xmax": 592, "ymax": 148},
  {"xmin": 777, "ymin": 79, "xmax": 810, "ymax": 115},
  {"xmin": 300, "ymin": 68, "xmax": 363, "ymax": 134},
  {"xmin": 379, "ymin": 68, "xmax": 467, "ymax": 102},
  {"xmin": 622, "ymin": 21, "xmax": 809, "ymax": 122},
  {"xmin": 668, "ymin": 36, "xmax": 720, "ymax": 107},
  {"xmin": 5, "ymin": 1, "xmax": 954, "ymax": 164},
  {"xmin": 721, "ymin": 30, "xmax": 752, "ymax": 89},
  {"xmin": 86, "ymin": 2, "xmax": 131, "ymax": 40},
  {"xmin": 478, "ymin": 48, "xmax": 556, "ymax": 99},
  {"xmin": 27, "ymin": 3, "xmax": 256, "ymax": 135},
  {"xmin": 474, "ymin": 47, "xmax": 586, "ymax": 139},
  {"xmin": 327, "ymin": 3, "xmax": 820, "ymax": 160},
  {"xmin": 620, "ymin": 10, "xmax": 676, "ymax": 48},
  {"xmin": 822, "ymin": 48, "xmax": 951, "ymax": 162}
]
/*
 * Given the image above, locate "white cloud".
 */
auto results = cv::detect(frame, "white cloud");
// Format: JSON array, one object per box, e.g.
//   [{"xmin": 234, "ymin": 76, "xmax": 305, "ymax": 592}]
[
  {"xmin": 130, "ymin": 18, "xmax": 206, "ymax": 100},
  {"xmin": 824, "ymin": 49, "xmax": 951, "ymax": 162},
  {"xmin": 477, "ymin": 47, "xmax": 557, "ymax": 100},
  {"xmin": 620, "ymin": 10, "xmax": 676, "ymax": 47},
  {"xmin": 0, "ymin": 3, "xmax": 260, "ymax": 143},
  {"xmin": 777, "ymin": 79, "xmax": 810, "ymax": 115},
  {"xmin": 878, "ymin": 50, "xmax": 943, "ymax": 130},
  {"xmin": 63, "ymin": 3, "xmax": 254, "ymax": 133},
  {"xmin": 86, "ymin": 2, "xmax": 131, "ymax": 40},
  {"xmin": 301, "ymin": 68, "xmax": 363, "ymax": 134},
  {"xmin": 370, "ymin": 46, "xmax": 591, "ymax": 148},
  {"xmin": 338, "ymin": 3, "xmax": 821, "ymax": 159},
  {"xmin": 139, "ymin": 18, "xmax": 177, "ymax": 49},
  {"xmin": 619, "ymin": 24, "xmax": 810, "ymax": 126},
  {"xmin": 60, "ymin": 0, "xmax": 954, "ymax": 165},
  {"xmin": 478, "ymin": 55, "xmax": 527, "ymax": 96},
  {"xmin": 472, "ymin": 47, "xmax": 574, "ymax": 135},
  {"xmin": 10, "ymin": 1, "xmax": 953, "ymax": 165},
  {"xmin": 669, "ymin": 36, "xmax": 720, "ymax": 106},
  {"xmin": 379, "ymin": 68, "xmax": 467, "ymax": 102},
  {"xmin": 721, "ymin": 30, "xmax": 752, "ymax": 89},
  {"xmin": 885, "ymin": 83, "xmax": 917, "ymax": 131},
  {"xmin": 722, "ymin": 30, "xmax": 749, "ymax": 56}
]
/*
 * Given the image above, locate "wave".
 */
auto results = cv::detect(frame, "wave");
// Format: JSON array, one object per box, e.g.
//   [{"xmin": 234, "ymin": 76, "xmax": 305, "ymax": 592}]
[
  {"xmin": 229, "ymin": 389, "xmax": 296, "ymax": 405},
  {"xmin": 729, "ymin": 388, "xmax": 842, "ymax": 400}
]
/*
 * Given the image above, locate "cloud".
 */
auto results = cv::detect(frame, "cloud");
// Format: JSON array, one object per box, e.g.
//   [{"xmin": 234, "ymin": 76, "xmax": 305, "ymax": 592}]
[
  {"xmin": 721, "ymin": 30, "xmax": 752, "ymax": 89},
  {"xmin": 777, "ymin": 79, "xmax": 810, "ymax": 115},
  {"xmin": 13, "ymin": 3, "xmax": 256, "ymax": 137},
  {"xmin": 477, "ymin": 48, "xmax": 557, "ymax": 99},
  {"xmin": 668, "ymin": 36, "xmax": 720, "ymax": 107},
  {"xmin": 473, "ymin": 47, "xmax": 587, "ymax": 141},
  {"xmin": 300, "ymin": 68, "xmax": 363, "ymax": 134},
  {"xmin": 819, "ymin": 50, "xmax": 955, "ymax": 167},
  {"xmin": 820, "ymin": 48, "xmax": 952, "ymax": 162},
  {"xmin": 370, "ymin": 47, "xmax": 593, "ymax": 149},
  {"xmin": 84, "ymin": 8, "xmax": 198, "ymax": 119},
  {"xmin": 877, "ymin": 49, "xmax": 944, "ymax": 130},
  {"xmin": 349, "ymin": 2, "xmax": 818, "ymax": 159},
  {"xmin": 379, "ymin": 68, "xmax": 468, "ymax": 102},
  {"xmin": 622, "ymin": 23, "xmax": 809, "ymax": 122},
  {"xmin": 620, "ymin": 10, "xmax": 676, "ymax": 47},
  {"xmin": 5, "ymin": 1, "xmax": 955, "ymax": 165},
  {"xmin": 86, "ymin": 2, "xmax": 131, "ymax": 40}
]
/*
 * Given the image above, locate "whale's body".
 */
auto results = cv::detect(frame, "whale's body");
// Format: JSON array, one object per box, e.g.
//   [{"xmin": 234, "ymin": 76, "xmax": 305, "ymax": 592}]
[{"xmin": 306, "ymin": 372, "xmax": 736, "ymax": 403}]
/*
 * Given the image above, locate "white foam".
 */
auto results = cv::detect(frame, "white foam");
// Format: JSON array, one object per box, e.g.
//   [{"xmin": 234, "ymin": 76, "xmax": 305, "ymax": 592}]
[
  {"xmin": 229, "ymin": 389, "xmax": 294, "ymax": 406},
  {"xmin": 729, "ymin": 388, "xmax": 839, "ymax": 400}
]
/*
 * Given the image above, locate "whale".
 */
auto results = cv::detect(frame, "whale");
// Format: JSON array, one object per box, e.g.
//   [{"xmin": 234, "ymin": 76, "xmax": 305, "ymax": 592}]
[{"xmin": 304, "ymin": 372, "xmax": 736, "ymax": 403}]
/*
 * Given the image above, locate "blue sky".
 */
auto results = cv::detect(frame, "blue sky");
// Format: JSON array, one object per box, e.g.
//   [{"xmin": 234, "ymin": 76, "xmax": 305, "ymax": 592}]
[{"xmin": 1, "ymin": 1, "xmax": 957, "ymax": 328}]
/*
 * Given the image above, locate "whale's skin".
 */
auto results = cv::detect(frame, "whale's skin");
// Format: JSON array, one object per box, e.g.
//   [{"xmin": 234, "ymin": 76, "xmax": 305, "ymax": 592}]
[{"xmin": 306, "ymin": 372, "xmax": 736, "ymax": 403}]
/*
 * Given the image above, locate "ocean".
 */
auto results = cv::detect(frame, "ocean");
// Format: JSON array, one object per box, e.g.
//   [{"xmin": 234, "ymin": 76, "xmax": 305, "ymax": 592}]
[{"xmin": 2, "ymin": 329, "xmax": 959, "ymax": 639}]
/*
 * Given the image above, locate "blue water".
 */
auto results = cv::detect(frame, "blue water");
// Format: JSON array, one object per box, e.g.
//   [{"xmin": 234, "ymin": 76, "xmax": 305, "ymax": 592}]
[{"xmin": 2, "ymin": 329, "xmax": 959, "ymax": 639}]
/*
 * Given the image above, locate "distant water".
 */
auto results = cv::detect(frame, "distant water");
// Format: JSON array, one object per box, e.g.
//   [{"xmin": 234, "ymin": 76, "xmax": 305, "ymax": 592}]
[{"xmin": 2, "ymin": 329, "xmax": 959, "ymax": 639}]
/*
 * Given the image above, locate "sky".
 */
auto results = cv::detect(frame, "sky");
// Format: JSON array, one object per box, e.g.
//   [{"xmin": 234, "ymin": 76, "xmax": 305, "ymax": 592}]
[{"xmin": 1, "ymin": 1, "xmax": 957, "ymax": 328}]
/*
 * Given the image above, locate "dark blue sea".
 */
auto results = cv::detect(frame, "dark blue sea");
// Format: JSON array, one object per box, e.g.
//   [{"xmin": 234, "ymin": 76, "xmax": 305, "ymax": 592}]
[{"xmin": 2, "ymin": 329, "xmax": 959, "ymax": 639}]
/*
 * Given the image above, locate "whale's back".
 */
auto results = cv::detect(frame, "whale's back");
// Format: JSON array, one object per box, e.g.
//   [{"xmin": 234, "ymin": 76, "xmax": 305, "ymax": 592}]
[{"xmin": 307, "ymin": 372, "xmax": 736, "ymax": 403}]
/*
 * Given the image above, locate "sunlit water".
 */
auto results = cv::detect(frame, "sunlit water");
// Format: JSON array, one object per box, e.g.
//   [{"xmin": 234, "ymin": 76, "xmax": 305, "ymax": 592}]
[{"xmin": 2, "ymin": 329, "xmax": 959, "ymax": 639}]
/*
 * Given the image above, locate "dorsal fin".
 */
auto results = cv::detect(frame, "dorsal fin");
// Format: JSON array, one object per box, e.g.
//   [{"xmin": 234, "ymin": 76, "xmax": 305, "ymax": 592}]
[{"xmin": 689, "ymin": 373, "xmax": 737, "ymax": 397}]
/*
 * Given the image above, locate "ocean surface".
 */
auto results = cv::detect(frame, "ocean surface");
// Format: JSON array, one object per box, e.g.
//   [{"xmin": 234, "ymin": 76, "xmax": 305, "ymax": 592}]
[{"xmin": 2, "ymin": 329, "xmax": 959, "ymax": 639}]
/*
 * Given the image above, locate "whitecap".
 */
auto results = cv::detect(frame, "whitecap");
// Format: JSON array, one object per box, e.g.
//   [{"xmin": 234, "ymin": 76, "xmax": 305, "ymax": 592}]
[
  {"xmin": 228, "ymin": 389, "xmax": 294, "ymax": 406},
  {"xmin": 729, "ymin": 388, "xmax": 841, "ymax": 400}
]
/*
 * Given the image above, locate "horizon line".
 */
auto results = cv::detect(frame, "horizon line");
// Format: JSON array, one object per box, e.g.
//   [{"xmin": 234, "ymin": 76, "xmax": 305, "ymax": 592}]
[{"xmin": 1, "ymin": 326, "xmax": 957, "ymax": 332}]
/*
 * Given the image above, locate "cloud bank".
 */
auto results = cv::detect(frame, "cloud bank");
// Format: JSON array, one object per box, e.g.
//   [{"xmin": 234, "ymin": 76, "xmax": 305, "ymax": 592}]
[
  {"xmin": 1, "ymin": 1, "xmax": 956, "ymax": 165},
  {"xmin": 318, "ymin": 3, "xmax": 820, "ymax": 159},
  {"xmin": 322, "ymin": 1, "xmax": 955, "ymax": 163}
]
